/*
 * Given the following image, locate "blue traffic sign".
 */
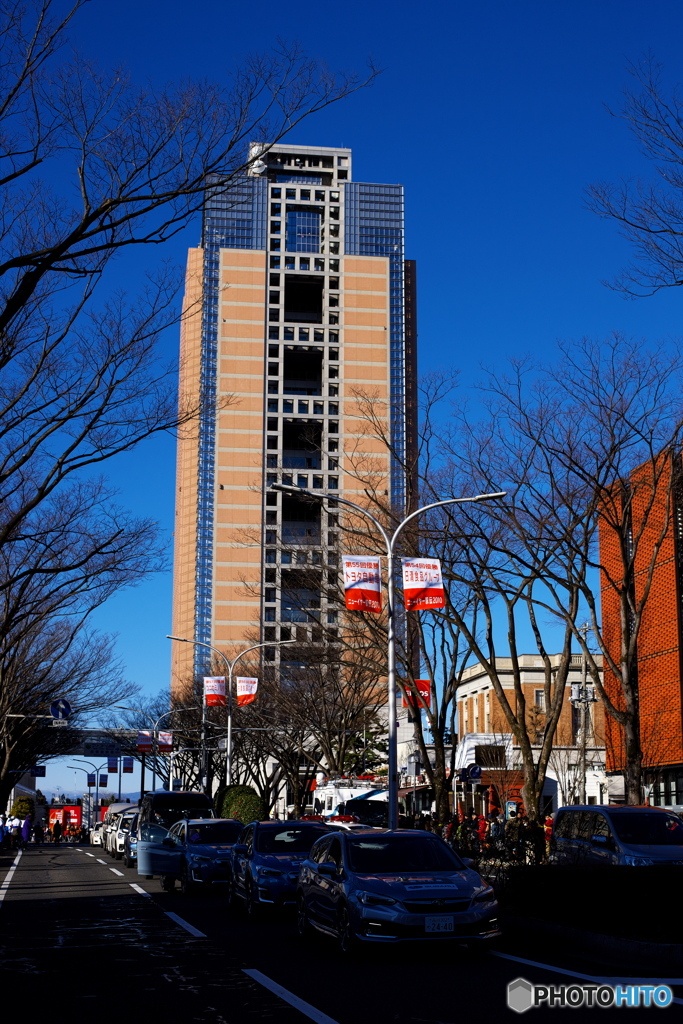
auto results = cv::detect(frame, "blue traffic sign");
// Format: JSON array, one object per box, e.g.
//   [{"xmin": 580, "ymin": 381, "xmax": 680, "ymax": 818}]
[
  {"xmin": 467, "ymin": 763, "xmax": 482, "ymax": 780},
  {"xmin": 50, "ymin": 699, "xmax": 72, "ymax": 720}
]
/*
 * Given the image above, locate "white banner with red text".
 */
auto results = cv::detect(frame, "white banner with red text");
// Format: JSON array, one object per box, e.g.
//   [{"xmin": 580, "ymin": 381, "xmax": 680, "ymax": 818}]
[
  {"xmin": 236, "ymin": 677, "xmax": 258, "ymax": 706},
  {"xmin": 204, "ymin": 676, "xmax": 226, "ymax": 706},
  {"xmin": 342, "ymin": 555, "xmax": 382, "ymax": 613},
  {"xmin": 401, "ymin": 557, "xmax": 446, "ymax": 611}
]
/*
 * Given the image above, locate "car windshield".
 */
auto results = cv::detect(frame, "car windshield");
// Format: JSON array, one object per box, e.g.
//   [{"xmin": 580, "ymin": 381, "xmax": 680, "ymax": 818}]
[
  {"xmin": 612, "ymin": 812, "xmax": 683, "ymax": 846},
  {"xmin": 153, "ymin": 807, "xmax": 214, "ymax": 828},
  {"xmin": 347, "ymin": 836, "xmax": 464, "ymax": 873},
  {"xmin": 256, "ymin": 826, "xmax": 330, "ymax": 854},
  {"xmin": 187, "ymin": 822, "xmax": 243, "ymax": 844}
]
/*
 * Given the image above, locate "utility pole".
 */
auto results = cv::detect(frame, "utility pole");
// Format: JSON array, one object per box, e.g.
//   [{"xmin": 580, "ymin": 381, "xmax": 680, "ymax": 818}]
[{"xmin": 570, "ymin": 623, "xmax": 599, "ymax": 804}]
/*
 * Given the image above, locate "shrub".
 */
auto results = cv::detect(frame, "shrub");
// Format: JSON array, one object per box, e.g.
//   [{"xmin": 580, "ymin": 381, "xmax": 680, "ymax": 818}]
[{"xmin": 220, "ymin": 785, "xmax": 265, "ymax": 822}]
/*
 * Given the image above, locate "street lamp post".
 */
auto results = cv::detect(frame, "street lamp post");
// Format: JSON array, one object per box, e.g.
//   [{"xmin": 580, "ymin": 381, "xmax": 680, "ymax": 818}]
[
  {"xmin": 113, "ymin": 705, "xmax": 201, "ymax": 793},
  {"xmin": 67, "ymin": 765, "xmax": 97, "ymax": 828},
  {"xmin": 166, "ymin": 636, "xmax": 296, "ymax": 789},
  {"xmin": 71, "ymin": 760, "xmax": 108, "ymax": 825},
  {"xmin": 270, "ymin": 483, "xmax": 506, "ymax": 830}
]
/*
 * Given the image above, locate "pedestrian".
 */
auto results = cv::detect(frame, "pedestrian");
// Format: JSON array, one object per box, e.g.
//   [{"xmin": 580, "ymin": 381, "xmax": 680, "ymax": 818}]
[
  {"xmin": 33, "ymin": 821, "xmax": 44, "ymax": 845},
  {"xmin": 544, "ymin": 812, "xmax": 554, "ymax": 856},
  {"xmin": 7, "ymin": 814, "xmax": 21, "ymax": 849},
  {"xmin": 21, "ymin": 814, "xmax": 32, "ymax": 849},
  {"xmin": 52, "ymin": 819, "xmax": 62, "ymax": 845}
]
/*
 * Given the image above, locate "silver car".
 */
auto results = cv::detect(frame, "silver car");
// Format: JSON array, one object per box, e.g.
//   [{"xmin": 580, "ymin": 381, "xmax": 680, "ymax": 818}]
[
  {"xmin": 550, "ymin": 806, "xmax": 683, "ymax": 866},
  {"xmin": 297, "ymin": 829, "xmax": 500, "ymax": 952}
]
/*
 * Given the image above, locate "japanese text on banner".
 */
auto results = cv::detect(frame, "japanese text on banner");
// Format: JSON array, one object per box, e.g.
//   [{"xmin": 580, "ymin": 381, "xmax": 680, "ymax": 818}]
[
  {"xmin": 204, "ymin": 676, "xmax": 226, "ymax": 706},
  {"xmin": 401, "ymin": 557, "xmax": 446, "ymax": 611},
  {"xmin": 236, "ymin": 677, "xmax": 258, "ymax": 706},
  {"xmin": 342, "ymin": 555, "xmax": 382, "ymax": 613}
]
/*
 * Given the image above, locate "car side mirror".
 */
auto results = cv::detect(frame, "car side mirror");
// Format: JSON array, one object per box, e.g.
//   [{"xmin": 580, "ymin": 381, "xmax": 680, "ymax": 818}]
[
  {"xmin": 233, "ymin": 843, "xmax": 248, "ymax": 855},
  {"xmin": 162, "ymin": 837, "xmax": 175, "ymax": 847},
  {"xmin": 317, "ymin": 862, "xmax": 336, "ymax": 876}
]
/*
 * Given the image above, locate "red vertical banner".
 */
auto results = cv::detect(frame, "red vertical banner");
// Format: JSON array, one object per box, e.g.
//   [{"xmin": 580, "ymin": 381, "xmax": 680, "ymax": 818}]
[
  {"xmin": 236, "ymin": 678, "xmax": 258, "ymax": 706},
  {"xmin": 401, "ymin": 557, "xmax": 446, "ymax": 611},
  {"xmin": 204, "ymin": 676, "xmax": 226, "ymax": 706},
  {"xmin": 402, "ymin": 679, "xmax": 432, "ymax": 708},
  {"xmin": 342, "ymin": 555, "xmax": 382, "ymax": 613}
]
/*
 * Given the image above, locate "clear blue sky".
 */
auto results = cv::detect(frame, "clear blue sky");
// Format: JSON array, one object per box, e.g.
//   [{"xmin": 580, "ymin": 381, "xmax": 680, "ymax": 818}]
[{"xmin": 44, "ymin": 0, "xmax": 683, "ymax": 799}]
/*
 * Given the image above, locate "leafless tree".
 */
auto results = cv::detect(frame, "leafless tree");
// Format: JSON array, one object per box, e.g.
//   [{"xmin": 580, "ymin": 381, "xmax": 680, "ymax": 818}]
[
  {"xmin": 586, "ymin": 54, "xmax": 683, "ymax": 297},
  {"xmin": 0, "ymin": 0, "xmax": 376, "ymax": 788},
  {"xmin": 447, "ymin": 335, "xmax": 683, "ymax": 806}
]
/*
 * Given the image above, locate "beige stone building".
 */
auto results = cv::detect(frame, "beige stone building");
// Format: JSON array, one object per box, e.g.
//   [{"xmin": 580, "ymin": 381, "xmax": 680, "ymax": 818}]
[{"xmin": 171, "ymin": 144, "xmax": 415, "ymax": 693}]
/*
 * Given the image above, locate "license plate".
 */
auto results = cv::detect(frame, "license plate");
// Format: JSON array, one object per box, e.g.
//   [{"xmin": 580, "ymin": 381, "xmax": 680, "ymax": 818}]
[{"xmin": 425, "ymin": 916, "xmax": 454, "ymax": 933}]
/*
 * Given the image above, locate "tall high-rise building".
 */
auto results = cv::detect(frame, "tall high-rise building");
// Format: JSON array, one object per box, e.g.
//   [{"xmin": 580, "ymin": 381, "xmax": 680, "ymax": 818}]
[{"xmin": 171, "ymin": 143, "xmax": 416, "ymax": 691}]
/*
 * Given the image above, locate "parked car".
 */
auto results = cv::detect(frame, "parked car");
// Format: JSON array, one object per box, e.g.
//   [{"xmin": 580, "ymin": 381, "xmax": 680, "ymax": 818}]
[
  {"xmin": 137, "ymin": 789, "xmax": 214, "ymax": 830},
  {"xmin": 550, "ymin": 805, "xmax": 683, "ymax": 866},
  {"xmin": 136, "ymin": 818, "xmax": 243, "ymax": 893},
  {"xmin": 122, "ymin": 813, "xmax": 138, "ymax": 868},
  {"xmin": 90, "ymin": 822, "xmax": 105, "ymax": 847},
  {"xmin": 296, "ymin": 829, "xmax": 500, "ymax": 952},
  {"xmin": 101, "ymin": 803, "xmax": 136, "ymax": 856},
  {"xmin": 109, "ymin": 809, "xmax": 138, "ymax": 861},
  {"xmin": 230, "ymin": 821, "xmax": 334, "ymax": 914}
]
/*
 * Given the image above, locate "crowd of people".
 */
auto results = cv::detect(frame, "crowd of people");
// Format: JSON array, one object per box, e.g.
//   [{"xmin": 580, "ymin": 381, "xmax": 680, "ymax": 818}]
[
  {"xmin": 410, "ymin": 807, "xmax": 555, "ymax": 864},
  {"xmin": 0, "ymin": 814, "xmax": 89, "ymax": 848}
]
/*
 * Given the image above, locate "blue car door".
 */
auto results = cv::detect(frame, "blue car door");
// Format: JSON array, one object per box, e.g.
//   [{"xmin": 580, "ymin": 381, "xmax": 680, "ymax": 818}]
[
  {"xmin": 233, "ymin": 825, "xmax": 254, "ymax": 897},
  {"xmin": 136, "ymin": 823, "xmax": 183, "ymax": 876},
  {"xmin": 316, "ymin": 836, "xmax": 345, "ymax": 926}
]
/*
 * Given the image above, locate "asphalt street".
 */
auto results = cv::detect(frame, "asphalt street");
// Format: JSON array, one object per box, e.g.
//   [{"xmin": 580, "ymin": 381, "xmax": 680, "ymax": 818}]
[{"xmin": 0, "ymin": 846, "xmax": 680, "ymax": 1023}]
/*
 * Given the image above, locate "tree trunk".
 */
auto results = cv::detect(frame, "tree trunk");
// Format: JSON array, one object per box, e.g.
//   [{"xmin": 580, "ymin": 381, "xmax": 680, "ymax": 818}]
[{"xmin": 623, "ymin": 716, "xmax": 643, "ymax": 804}]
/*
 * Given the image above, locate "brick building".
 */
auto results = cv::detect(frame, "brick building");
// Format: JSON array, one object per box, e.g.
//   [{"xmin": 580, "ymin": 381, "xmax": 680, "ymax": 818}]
[
  {"xmin": 599, "ymin": 453, "xmax": 683, "ymax": 809},
  {"xmin": 456, "ymin": 654, "xmax": 606, "ymax": 810}
]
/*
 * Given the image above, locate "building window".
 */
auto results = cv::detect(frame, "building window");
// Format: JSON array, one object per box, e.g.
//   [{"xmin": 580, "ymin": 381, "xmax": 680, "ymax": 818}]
[
  {"xmin": 269, "ymin": 256, "xmax": 280, "ymax": 268},
  {"xmin": 286, "ymin": 208, "xmax": 321, "ymax": 253},
  {"xmin": 534, "ymin": 689, "xmax": 546, "ymax": 711},
  {"xmin": 265, "ymin": 588, "xmax": 276, "ymax": 603},
  {"xmin": 265, "ymin": 550, "xmax": 276, "ymax": 564},
  {"xmin": 283, "ymin": 400, "xmax": 293, "ymax": 413},
  {"xmin": 268, "ymin": 327, "xmax": 279, "ymax": 340},
  {"xmin": 268, "ymin": 400, "xmax": 278, "ymax": 412},
  {"xmin": 264, "ymin": 607, "xmax": 276, "ymax": 621}
]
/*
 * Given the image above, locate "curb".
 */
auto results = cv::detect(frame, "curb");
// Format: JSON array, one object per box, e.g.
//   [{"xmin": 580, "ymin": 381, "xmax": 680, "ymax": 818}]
[{"xmin": 502, "ymin": 912, "xmax": 683, "ymax": 974}]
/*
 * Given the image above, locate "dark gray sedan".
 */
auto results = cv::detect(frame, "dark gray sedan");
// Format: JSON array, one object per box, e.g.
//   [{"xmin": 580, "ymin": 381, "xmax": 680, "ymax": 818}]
[{"xmin": 296, "ymin": 829, "xmax": 501, "ymax": 952}]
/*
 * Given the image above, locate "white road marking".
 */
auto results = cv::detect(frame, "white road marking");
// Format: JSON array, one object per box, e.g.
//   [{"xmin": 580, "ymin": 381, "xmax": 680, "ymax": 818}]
[
  {"xmin": 130, "ymin": 883, "xmax": 150, "ymax": 896},
  {"xmin": 243, "ymin": 969, "xmax": 340, "ymax": 1024},
  {"xmin": 0, "ymin": 851, "xmax": 22, "ymax": 907},
  {"xmin": 84, "ymin": 852, "xmax": 94, "ymax": 857},
  {"xmin": 165, "ymin": 911, "xmax": 206, "ymax": 938},
  {"xmin": 110, "ymin": 868, "xmax": 124, "ymax": 876},
  {"xmin": 96, "ymin": 859, "xmax": 106, "ymax": 865},
  {"xmin": 491, "ymin": 952, "xmax": 683, "ymax": 1005}
]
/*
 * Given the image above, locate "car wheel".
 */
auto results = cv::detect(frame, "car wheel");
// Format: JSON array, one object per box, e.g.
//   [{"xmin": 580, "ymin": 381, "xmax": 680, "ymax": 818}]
[
  {"xmin": 161, "ymin": 875, "xmax": 175, "ymax": 892},
  {"xmin": 244, "ymin": 878, "xmax": 259, "ymax": 917},
  {"xmin": 337, "ymin": 905, "xmax": 357, "ymax": 955},
  {"xmin": 296, "ymin": 894, "xmax": 311, "ymax": 939},
  {"xmin": 180, "ymin": 868, "xmax": 197, "ymax": 897},
  {"xmin": 114, "ymin": 850, "xmax": 122, "ymax": 861},
  {"xmin": 123, "ymin": 853, "xmax": 131, "ymax": 869}
]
